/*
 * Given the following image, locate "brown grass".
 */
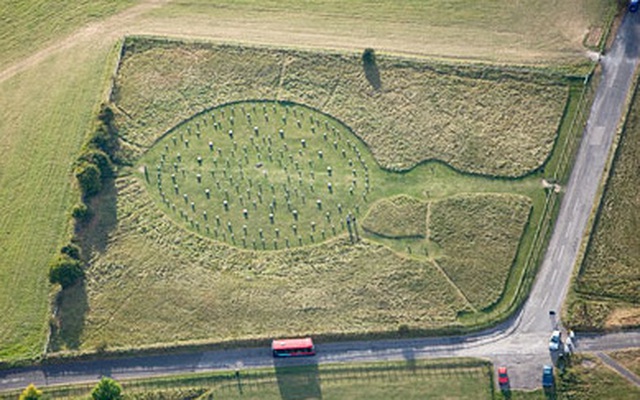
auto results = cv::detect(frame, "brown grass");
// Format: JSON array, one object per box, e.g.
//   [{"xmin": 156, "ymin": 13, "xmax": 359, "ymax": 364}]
[
  {"xmin": 113, "ymin": 38, "xmax": 568, "ymax": 177},
  {"xmin": 64, "ymin": 177, "xmax": 468, "ymax": 350},
  {"xmin": 430, "ymin": 194, "xmax": 532, "ymax": 310}
]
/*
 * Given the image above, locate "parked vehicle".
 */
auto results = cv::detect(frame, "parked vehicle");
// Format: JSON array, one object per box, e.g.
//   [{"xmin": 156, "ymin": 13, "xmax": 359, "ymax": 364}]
[
  {"xmin": 542, "ymin": 365, "xmax": 554, "ymax": 387},
  {"xmin": 497, "ymin": 367, "xmax": 509, "ymax": 387},
  {"xmin": 271, "ymin": 337, "xmax": 315, "ymax": 357},
  {"xmin": 548, "ymin": 330, "xmax": 561, "ymax": 351},
  {"xmin": 631, "ymin": 0, "xmax": 640, "ymax": 13}
]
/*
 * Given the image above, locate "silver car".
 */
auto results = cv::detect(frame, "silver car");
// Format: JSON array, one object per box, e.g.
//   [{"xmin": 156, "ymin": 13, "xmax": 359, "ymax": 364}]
[{"xmin": 548, "ymin": 330, "xmax": 561, "ymax": 351}]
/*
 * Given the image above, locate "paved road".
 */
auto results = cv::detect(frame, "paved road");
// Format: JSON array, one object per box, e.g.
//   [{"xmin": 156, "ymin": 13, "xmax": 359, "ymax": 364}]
[{"xmin": 2, "ymin": 9, "xmax": 640, "ymax": 397}]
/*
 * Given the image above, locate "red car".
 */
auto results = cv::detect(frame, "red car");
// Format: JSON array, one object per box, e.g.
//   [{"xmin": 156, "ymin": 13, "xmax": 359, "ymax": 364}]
[{"xmin": 498, "ymin": 367, "xmax": 509, "ymax": 386}]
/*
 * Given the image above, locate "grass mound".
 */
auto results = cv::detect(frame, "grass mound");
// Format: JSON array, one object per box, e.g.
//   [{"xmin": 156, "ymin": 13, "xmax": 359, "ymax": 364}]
[
  {"xmin": 114, "ymin": 37, "xmax": 568, "ymax": 177},
  {"xmin": 430, "ymin": 193, "xmax": 532, "ymax": 310},
  {"xmin": 361, "ymin": 196, "xmax": 427, "ymax": 238},
  {"xmin": 140, "ymin": 100, "xmax": 372, "ymax": 250}
]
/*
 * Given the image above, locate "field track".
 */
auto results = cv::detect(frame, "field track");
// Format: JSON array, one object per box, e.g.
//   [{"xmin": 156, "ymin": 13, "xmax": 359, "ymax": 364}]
[{"xmin": 0, "ymin": 0, "xmax": 607, "ymax": 85}]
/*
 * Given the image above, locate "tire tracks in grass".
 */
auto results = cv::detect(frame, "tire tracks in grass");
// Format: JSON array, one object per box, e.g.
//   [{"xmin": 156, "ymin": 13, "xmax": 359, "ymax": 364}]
[{"xmin": 0, "ymin": 0, "xmax": 170, "ymax": 85}]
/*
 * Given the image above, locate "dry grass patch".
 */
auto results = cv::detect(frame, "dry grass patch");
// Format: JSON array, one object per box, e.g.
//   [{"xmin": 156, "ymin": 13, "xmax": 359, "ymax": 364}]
[
  {"xmin": 113, "ymin": 37, "xmax": 569, "ymax": 177},
  {"xmin": 362, "ymin": 196, "xmax": 427, "ymax": 239},
  {"xmin": 430, "ymin": 193, "xmax": 532, "ymax": 310}
]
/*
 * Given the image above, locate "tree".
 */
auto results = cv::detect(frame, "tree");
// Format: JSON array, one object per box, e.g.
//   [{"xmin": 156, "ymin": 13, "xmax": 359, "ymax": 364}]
[
  {"xmin": 61, "ymin": 243, "xmax": 81, "ymax": 260},
  {"xmin": 49, "ymin": 256, "xmax": 84, "ymax": 289},
  {"xmin": 19, "ymin": 384, "xmax": 42, "ymax": 400},
  {"xmin": 75, "ymin": 162, "xmax": 102, "ymax": 197},
  {"xmin": 92, "ymin": 377, "xmax": 123, "ymax": 400}
]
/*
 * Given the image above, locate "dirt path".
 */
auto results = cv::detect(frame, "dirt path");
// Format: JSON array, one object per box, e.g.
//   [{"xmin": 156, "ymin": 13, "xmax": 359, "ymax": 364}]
[{"xmin": 0, "ymin": 0, "xmax": 169, "ymax": 85}]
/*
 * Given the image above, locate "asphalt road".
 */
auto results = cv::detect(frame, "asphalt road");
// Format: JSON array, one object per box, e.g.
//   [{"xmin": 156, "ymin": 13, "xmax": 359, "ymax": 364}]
[{"xmin": 2, "ymin": 9, "xmax": 640, "ymax": 396}]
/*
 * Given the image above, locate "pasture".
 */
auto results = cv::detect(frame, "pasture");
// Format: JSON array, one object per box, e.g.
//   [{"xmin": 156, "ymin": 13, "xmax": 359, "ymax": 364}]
[
  {"xmin": 0, "ymin": 0, "xmax": 611, "ymax": 362},
  {"xmin": 145, "ymin": 0, "xmax": 614, "ymax": 65},
  {"xmin": 0, "ymin": 0, "xmax": 135, "ymax": 70},
  {"xmin": 569, "ymin": 80, "xmax": 640, "ymax": 330}
]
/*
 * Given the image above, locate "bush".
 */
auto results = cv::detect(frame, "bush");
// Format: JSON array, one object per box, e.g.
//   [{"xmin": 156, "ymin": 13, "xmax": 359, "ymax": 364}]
[
  {"xmin": 362, "ymin": 48, "xmax": 376, "ymax": 65},
  {"xmin": 49, "ymin": 256, "xmax": 84, "ymax": 289},
  {"xmin": 92, "ymin": 377, "xmax": 123, "ymax": 400},
  {"xmin": 72, "ymin": 203, "xmax": 92, "ymax": 221},
  {"xmin": 91, "ymin": 105, "xmax": 119, "ymax": 159},
  {"xmin": 75, "ymin": 162, "xmax": 102, "ymax": 197},
  {"xmin": 79, "ymin": 149, "xmax": 113, "ymax": 179},
  {"xmin": 61, "ymin": 243, "xmax": 81, "ymax": 260},
  {"xmin": 19, "ymin": 384, "xmax": 42, "ymax": 400}
]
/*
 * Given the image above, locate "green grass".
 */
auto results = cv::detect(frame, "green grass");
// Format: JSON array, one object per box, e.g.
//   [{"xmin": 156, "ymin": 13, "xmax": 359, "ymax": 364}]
[
  {"xmin": 139, "ymin": 101, "xmax": 377, "ymax": 249},
  {"xmin": 568, "ymin": 80, "xmax": 640, "ymax": 330},
  {"xmin": 114, "ymin": 37, "xmax": 569, "ymax": 177},
  {"xmin": 0, "ymin": 0, "xmax": 136, "ymax": 70},
  {"xmin": 144, "ymin": 0, "xmax": 613, "ymax": 65},
  {"xmin": 0, "ymin": 358, "xmax": 495, "ymax": 400},
  {"xmin": 0, "ymin": 40, "xmax": 120, "ymax": 361},
  {"xmin": 362, "ymin": 196, "xmax": 427, "ymax": 239}
]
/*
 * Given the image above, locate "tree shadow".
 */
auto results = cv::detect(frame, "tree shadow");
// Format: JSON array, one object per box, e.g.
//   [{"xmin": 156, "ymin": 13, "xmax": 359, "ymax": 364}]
[
  {"xmin": 49, "ymin": 281, "xmax": 88, "ymax": 350},
  {"xmin": 402, "ymin": 346, "xmax": 417, "ymax": 372},
  {"xmin": 274, "ymin": 358, "xmax": 323, "ymax": 400},
  {"xmin": 50, "ymin": 177, "xmax": 118, "ymax": 351},
  {"xmin": 362, "ymin": 48, "xmax": 382, "ymax": 90},
  {"xmin": 76, "ymin": 176, "xmax": 118, "ymax": 255}
]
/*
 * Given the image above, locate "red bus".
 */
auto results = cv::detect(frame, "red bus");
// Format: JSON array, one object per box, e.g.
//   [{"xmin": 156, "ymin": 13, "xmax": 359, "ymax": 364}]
[{"xmin": 271, "ymin": 337, "xmax": 316, "ymax": 357}]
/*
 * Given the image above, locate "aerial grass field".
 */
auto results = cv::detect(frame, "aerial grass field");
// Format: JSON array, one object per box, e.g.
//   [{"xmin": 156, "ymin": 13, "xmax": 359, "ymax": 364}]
[
  {"xmin": 114, "ymin": 38, "xmax": 569, "ymax": 176},
  {"xmin": 0, "ymin": 0, "xmax": 136, "ymax": 70},
  {"xmin": 0, "ymin": 39, "xmax": 122, "ymax": 360},
  {"xmin": 42, "ymin": 33, "xmax": 589, "ymax": 352},
  {"xmin": 144, "ymin": 0, "xmax": 613, "ymax": 65},
  {"xmin": 568, "ymin": 81, "xmax": 640, "ymax": 330},
  {"xmin": 0, "ymin": 0, "xmax": 612, "ymax": 363}
]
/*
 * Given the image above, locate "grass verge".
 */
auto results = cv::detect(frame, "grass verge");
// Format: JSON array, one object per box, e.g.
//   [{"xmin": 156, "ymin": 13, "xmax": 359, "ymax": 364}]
[{"xmin": 0, "ymin": 358, "xmax": 494, "ymax": 400}]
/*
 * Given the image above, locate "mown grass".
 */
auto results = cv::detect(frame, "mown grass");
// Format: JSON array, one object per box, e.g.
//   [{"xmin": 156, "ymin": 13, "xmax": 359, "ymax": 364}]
[
  {"xmin": 0, "ymin": 358, "xmax": 494, "ymax": 400},
  {"xmin": 0, "ymin": 40, "xmax": 120, "ymax": 361},
  {"xmin": 0, "ymin": 0, "xmax": 136, "ymax": 70},
  {"xmin": 568, "ymin": 80, "xmax": 640, "ymax": 330},
  {"xmin": 145, "ymin": 0, "xmax": 613, "ymax": 65},
  {"xmin": 362, "ymin": 196, "xmax": 427, "ymax": 239},
  {"xmin": 139, "ymin": 101, "xmax": 376, "ymax": 249},
  {"xmin": 113, "ymin": 37, "xmax": 569, "ymax": 177}
]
